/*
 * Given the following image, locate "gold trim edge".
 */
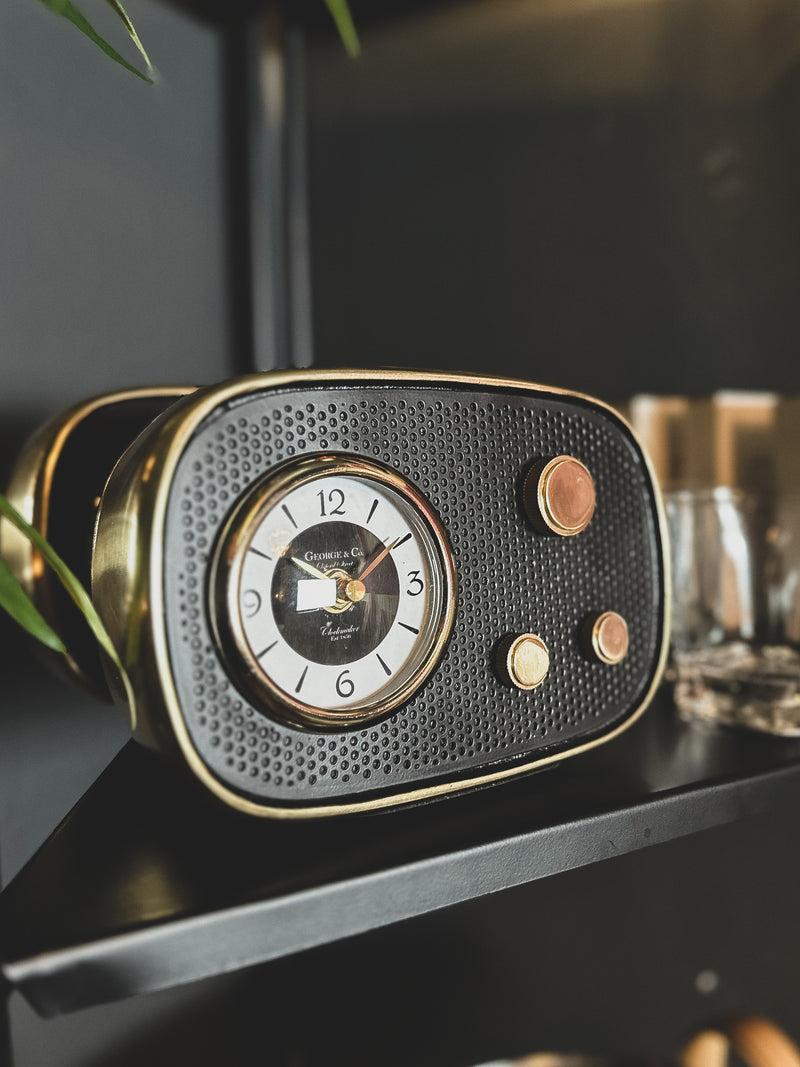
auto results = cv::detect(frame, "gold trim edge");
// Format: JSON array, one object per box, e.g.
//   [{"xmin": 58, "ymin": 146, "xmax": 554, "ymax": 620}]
[
  {"xmin": 2, "ymin": 386, "xmax": 194, "ymax": 694},
  {"xmin": 92, "ymin": 369, "xmax": 671, "ymax": 819}
]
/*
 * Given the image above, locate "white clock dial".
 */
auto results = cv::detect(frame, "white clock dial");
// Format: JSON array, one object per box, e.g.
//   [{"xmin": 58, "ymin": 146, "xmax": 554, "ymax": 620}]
[{"xmin": 211, "ymin": 455, "xmax": 457, "ymax": 729}]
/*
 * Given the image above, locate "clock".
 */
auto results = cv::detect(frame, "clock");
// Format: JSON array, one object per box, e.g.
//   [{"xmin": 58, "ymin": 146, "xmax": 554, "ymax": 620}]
[
  {"xmin": 210, "ymin": 454, "xmax": 457, "ymax": 729},
  {"xmin": 4, "ymin": 369, "xmax": 670, "ymax": 817}
]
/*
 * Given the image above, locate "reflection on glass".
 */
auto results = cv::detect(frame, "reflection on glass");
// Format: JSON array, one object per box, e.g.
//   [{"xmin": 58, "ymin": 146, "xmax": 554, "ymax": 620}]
[{"xmin": 668, "ymin": 488, "xmax": 755, "ymax": 652}]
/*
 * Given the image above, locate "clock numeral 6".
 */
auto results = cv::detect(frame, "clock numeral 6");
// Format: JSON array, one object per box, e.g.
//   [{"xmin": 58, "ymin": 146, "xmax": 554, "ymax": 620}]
[
  {"xmin": 317, "ymin": 488, "xmax": 346, "ymax": 517},
  {"xmin": 406, "ymin": 570, "xmax": 425, "ymax": 597},
  {"xmin": 336, "ymin": 669, "xmax": 355, "ymax": 698}
]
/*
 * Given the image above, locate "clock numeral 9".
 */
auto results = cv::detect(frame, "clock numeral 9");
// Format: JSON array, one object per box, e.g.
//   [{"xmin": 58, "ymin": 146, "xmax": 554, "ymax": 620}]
[
  {"xmin": 318, "ymin": 488, "xmax": 346, "ymax": 517},
  {"xmin": 336, "ymin": 669, "xmax": 355, "ymax": 698},
  {"xmin": 242, "ymin": 589, "xmax": 262, "ymax": 617},
  {"xmin": 406, "ymin": 570, "xmax": 425, "ymax": 597}
]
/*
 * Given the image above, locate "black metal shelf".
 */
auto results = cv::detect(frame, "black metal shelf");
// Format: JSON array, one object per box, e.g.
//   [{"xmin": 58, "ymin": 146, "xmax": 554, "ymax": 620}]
[{"xmin": 3, "ymin": 691, "xmax": 800, "ymax": 1019}]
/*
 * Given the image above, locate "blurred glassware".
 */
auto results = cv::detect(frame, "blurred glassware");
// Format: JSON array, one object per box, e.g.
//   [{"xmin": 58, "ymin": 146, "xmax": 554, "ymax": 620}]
[
  {"xmin": 666, "ymin": 487, "xmax": 800, "ymax": 735},
  {"xmin": 623, "ymin": 392, "xmax": 800, "ymax": 736},
  {"xmin": 667, "ymin": 487, "xmax": 759, "ymax": 653}
]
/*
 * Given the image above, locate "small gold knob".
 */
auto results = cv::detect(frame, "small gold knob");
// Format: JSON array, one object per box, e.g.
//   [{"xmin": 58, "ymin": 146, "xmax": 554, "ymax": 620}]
[
  {"xmin": 496, "ymin": 633, "xmax": 550, "ymax": 690},
  {"xmin": 586, "ymin": 611, "xmax": 629, "ymax": 665},
  {"xmin": 523, "ymin": 455, "xmax": 596, "ymax": 536}
]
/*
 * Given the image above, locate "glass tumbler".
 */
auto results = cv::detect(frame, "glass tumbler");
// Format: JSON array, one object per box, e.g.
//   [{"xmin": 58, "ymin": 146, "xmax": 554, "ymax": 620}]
[{"xmin": 666, "ymin": 487, "xmax": 800, "ymax": 736}]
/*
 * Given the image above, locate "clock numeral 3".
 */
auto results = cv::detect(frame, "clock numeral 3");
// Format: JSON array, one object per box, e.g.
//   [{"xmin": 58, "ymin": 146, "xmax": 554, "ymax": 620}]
[{"xmin": 406, "ymin": 570, "xmax": 425, "ymax": 597}]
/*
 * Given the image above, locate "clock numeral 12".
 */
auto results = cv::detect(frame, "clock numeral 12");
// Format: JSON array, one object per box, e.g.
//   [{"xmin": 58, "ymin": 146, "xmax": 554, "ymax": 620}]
[{"xmin": 318, "ymin": 488, "xmax": 346, "ymax": 516}]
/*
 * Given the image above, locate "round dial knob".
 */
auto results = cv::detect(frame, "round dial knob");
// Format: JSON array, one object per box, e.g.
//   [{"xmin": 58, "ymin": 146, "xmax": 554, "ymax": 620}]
[
  {"xmin": 495, "ymin": 633, "xmax": 550, "ymax": 690},
  {"xmin": 210, "ymin": 455, "xmax": 457, "ymax": 729},
  {"xmin": 586, "ymin": 611, "xmax": 630, "ymax": 665},
  {"xmin": 523, "ymin": 455, "xmax": 596, "ymax": 536}
]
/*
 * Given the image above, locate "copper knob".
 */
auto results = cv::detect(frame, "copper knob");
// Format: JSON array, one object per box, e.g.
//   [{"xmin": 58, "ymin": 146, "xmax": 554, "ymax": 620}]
[
  {"xmin": 586, "ymin": 611, "xmax": 629, "ymax": 665},
  {"xmin": 495, "ymin": 633, "xmax": 550, "ymax": 690},
  {"xmin": 524, "ymin": 455, "xmax": 596, "ymax": 536}
]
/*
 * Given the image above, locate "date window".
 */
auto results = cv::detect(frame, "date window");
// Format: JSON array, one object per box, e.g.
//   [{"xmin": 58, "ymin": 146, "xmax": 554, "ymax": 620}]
[{"xmin": 296, "ymin": 578, "xmax": 339, "ymax": 613}]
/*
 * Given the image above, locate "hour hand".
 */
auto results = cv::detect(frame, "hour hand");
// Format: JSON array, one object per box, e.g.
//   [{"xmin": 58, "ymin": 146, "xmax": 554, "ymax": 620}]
[{"xmin": 290, "ymin": 556, "xmax": 329, "ymax": 581}]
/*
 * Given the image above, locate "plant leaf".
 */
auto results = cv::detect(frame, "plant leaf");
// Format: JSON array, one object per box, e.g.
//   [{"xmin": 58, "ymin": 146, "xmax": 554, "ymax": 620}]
[
  {"xmin": 0, "ymin": 493, "xmax": 124, "ymax": 676},
  {"xmin": 0, "ymin": 556, "xmax": 66, "ymax": 653},
  {"xmin": 0, "ymin": 496, "xmax": 137, "ymax": 726},
  {"xmin": 102, "ymin": 0, "xmax": 157, "ymax": 82},
  {"xmin": 324, "ymin": 0, "xmax": 360, "ymax": 57},
  {"xmin": 36, "ymin": 0, "xmax": 154, "ymax": 83}
]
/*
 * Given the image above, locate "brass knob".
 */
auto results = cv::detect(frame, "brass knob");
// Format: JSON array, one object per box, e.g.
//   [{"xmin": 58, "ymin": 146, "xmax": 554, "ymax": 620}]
[
  {"xmin": 495, "ymin": 633, "xmax": 550, "ymax": 690},
  {"xmin": 523, "ymin": 455, "xmax": 596, "ymax": 536},
  {"xmin": 585, "ymin": 611, "xmax": 629, "ymax": 665},
  {"xmin": 344, "ymin": 579, "xmax": 366, "ymax": 603}
]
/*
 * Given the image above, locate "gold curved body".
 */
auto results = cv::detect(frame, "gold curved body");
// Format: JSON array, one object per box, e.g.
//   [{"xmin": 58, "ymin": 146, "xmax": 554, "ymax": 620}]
[{"xmin": 1, "ymin": 387, "xmax": 193, "ymax": 694}]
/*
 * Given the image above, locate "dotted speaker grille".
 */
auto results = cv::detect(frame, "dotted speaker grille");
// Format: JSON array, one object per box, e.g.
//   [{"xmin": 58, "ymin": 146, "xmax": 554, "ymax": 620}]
[{"xmin": 163, "ymin": 380, "xmax": 665, "ymax": 808}]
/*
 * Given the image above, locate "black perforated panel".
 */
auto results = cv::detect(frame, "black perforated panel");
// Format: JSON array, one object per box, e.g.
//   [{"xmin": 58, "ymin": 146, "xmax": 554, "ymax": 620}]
[{"xmin": 163, "ymin": 379, "xmax": 665, "ymax": 808}]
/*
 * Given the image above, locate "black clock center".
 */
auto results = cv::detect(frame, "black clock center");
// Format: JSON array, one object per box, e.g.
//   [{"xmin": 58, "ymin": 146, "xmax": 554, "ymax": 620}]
[{"xmin": 271, "ymin": 522, "xmax": 401, "ymax": 666}]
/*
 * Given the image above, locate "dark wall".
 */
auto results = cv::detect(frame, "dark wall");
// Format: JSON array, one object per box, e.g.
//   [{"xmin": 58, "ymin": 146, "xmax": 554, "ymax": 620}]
[
  {"xmin": 307, "ymin": 0, "xmax": 800, "ymax": 398},
  {"xmin": 0, "ymin": 0, "xmax": 231, "ymax": 425}
]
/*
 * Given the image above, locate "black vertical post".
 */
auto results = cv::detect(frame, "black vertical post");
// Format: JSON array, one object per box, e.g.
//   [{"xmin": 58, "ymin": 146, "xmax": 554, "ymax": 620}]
[
  {"xmin": 221, "ymin": 9, "xmax": 314, "ymax": 376},
  {"xmin": 284, "ymin": 25, "xmax": 315, "ymax": 369}
]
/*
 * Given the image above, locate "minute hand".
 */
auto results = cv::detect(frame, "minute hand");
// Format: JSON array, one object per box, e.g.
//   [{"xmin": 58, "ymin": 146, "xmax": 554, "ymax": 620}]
[{"xmin": 357, "ymin": 536, "xmax": 402, "ymax": 583}]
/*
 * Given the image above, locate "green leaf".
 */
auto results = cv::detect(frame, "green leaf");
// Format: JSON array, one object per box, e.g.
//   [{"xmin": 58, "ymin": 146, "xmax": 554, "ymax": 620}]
[
  {"xmin": 0, "ymin": 556, "xmax": 66, "ymax": 653},
  {"xmin": 103, "ymin": 0, "xmax": 157, "ymax": 82},
  {"xmin": 36, "ymin": 0, "xmax": 154, "ymax": 83},
  {"xmin": 324, "ymin": 0, "xmax": 360, "ymax": 57},
  {"xmin": 0, "ymin": 493, "xmax": 125, "ymax": 677},
  {"xmin": 0, "ymin": 494, "xmax": 137, "ymax": 726}
]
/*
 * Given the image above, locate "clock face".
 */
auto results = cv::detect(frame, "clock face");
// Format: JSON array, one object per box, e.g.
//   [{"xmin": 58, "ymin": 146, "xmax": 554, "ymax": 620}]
[{"xmin": 210, "ymin": 455, "xmax": 457, "ymax": 729}]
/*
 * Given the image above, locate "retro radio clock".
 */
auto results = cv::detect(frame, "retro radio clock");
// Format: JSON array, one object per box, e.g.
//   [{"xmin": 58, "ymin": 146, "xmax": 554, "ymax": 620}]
[{"xmin": 3, "ymin": 370, "xmax": 669, "ymax": 817}]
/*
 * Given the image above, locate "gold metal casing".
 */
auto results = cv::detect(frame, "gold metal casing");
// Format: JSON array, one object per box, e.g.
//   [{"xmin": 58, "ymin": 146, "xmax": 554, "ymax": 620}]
[
  {"xmin": 91, "ymin": 369, "xmax": 671, "ymax": 818},
  {"xmin": 1, "ymin": 387, "xmax": 192, "ymax": 695}
]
